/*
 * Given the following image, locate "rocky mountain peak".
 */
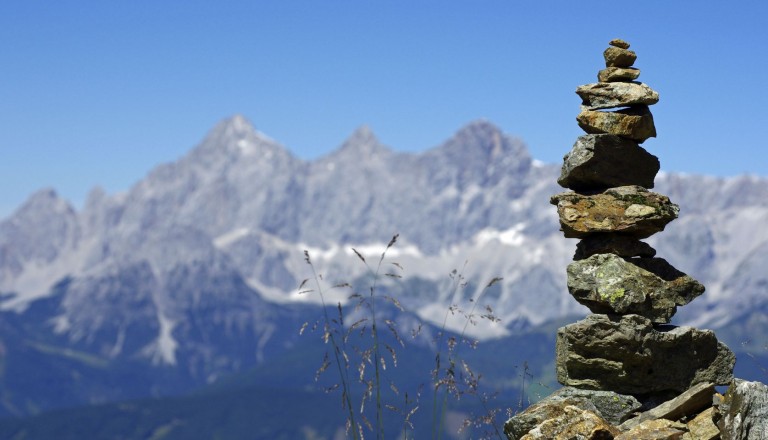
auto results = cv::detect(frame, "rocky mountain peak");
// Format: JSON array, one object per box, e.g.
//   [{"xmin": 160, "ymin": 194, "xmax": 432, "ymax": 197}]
[
  {"xmin": 190, "ymin": 114, "xmax": 290, "ymax": 164},
  {"xmin": 10, "ymin": 188, "xmax": 74, "ymax": 221},
  {"xmin": 328, "ymin": 125, "xmax": 391, "ymax": 162}
]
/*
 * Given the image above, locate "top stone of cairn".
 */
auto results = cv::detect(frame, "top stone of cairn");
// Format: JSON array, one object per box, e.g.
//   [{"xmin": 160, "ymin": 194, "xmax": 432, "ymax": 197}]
[{"xmin": 604, "ymin": 39, "xmax": 637, "ymax": 68}]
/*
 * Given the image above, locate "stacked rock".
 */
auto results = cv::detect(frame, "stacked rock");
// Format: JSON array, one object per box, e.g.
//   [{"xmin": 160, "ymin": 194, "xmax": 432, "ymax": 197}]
[{"xmin": 550, "ymin": 39, "xmax": 735, "ymax": 398}]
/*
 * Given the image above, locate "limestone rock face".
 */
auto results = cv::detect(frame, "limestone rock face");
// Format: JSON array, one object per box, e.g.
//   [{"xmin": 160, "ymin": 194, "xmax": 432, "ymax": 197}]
[
  {"xmin": 598, "ymin": 67, "xmax": 640, "ymax": 82},
  {"xmin": 577, "ymin": 82, "xmax": 659, "ymax": 110},
  {"xmin": 551, "ymin": 186, "xmax": 679, "ymax": 239},
  {"xmin": 566, "ymin": 254, "xmax": 704, "ymax": 322},
  {"xmin": 604, "ymin": 46, "xmax": 637, "ymax": 67},
  {"xmin": 577, "ymin": 105, "xmax": 656, "ymax": 142},
  {"xmin": 558, "ymin": 134, "xmax": 659, "ymax": 190},
  {"xmin": 555, "ymin": 314, "xmax": 736, "ymax": 395},
  {"xmin": 717, "ymin": 379, "xmax": 768, "ymax": 440},
  {"xmin": 574, "ymin": 234, "xmax": 656, "ymax": 260}
]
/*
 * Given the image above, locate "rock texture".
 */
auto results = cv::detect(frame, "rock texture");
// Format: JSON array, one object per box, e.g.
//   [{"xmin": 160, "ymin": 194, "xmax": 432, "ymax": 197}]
[
  {"xmin": 577, "ymin": 105, "xmax": 657, "ymax": 142},
  {"xmin": 558, "ymin": 134, "xmax": 659, "ymax": 190},
  {"xmin": 507, "ymin": 38, "xmax": 752, "ymax": 440},
  {"xmin": 573, "ymin": 234, "xmax": 656, "ymax": 260},
  {"xmin": 717, "ymin": 379, "xmax": 768, "ymax": 439},
  {"xmin": 577, "ymin": 82, "xmax": 659, "ymax": 110},
  {"xmin": 556, "ymin": 314, "xmax": 735, "ymax": 394},
  {"xmin": 566, "ymin": 254, "xmax": 704, "ymax": 322},
  {"xmin": 551, "ymin": 186, "xmax": 679, "ymax": 239}
]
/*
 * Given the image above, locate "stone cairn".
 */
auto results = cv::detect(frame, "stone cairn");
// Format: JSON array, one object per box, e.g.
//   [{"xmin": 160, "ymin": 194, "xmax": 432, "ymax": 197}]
[{"xmin": 503, "ymin": 40, "xmax": 768, "ymax": 440}]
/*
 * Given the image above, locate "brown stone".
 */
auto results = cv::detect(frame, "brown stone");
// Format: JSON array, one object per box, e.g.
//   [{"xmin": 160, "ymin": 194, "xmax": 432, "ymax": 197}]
[
  {"xmin": 616, "ymin": 419, "xmax": 687, "ymax": 440},
  {"xmin": 574, "ymin": 235, "xmax": 656, "ymax": 260},
  {"xmin": 556, "ymin": 314, "xmax": 736, "ymax": 395},
  {"xmin": 577, "ymin": 106, "xmax": 656, "ymax": 142},
  {"xmin": 682, "ymin": 407, "xmax": 719, "ymax": 440},
  {"xmin": 604, "ymin": 46, "xmax": 637, "ymax": 67},
  {"xmin": 567, "ymin": 254, "xmax": 704, "ymax": 323},
  {"xmin": 558, "ymin": 134, "xmax": 659, "ymax": 191},
  {"xmin": 598, "ymin": 67, "xmax": 640, "ymax": 82},
  {"xmin": 550, "ymin": 186, "xmax": 679, "ymax": 239},
  {"xmin": 577, "ymin": 82, "xmax": 659, "ymax": 110},
  {"xmin": 518, "ymin": 405, "xmax": 620, "ymax": 440},
  {"xmin": 609, "ymin": 39, "xmax": 630, "ymax": 49}
]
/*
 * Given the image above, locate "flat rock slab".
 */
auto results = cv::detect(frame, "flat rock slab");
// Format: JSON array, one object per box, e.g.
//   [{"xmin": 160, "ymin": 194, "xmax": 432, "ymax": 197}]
[
  {"xmin": 577, "ymin": 82, "xmax": 659, "ymax": 110},
  {"xmin": 577, "ymin": 105, "xmax": 656, "ymax": 142},
  {"xmin": 616, "ymin": 419, "xmax": 687, "ymax": 440},
  {"xmin": 620, "ymin": 382, "xmax": 716, "ymax": 430},
  {"xmin": 717, "ymin": 379, "xmax": 768, "ymax": 440},
  {"xmin": 551, "ymin": 185, "xmax": 679, "ymax": 239},
  {"xmin": 567, "ymin": 254, "xmax": 704, "ymax": 323},
  {"xmin": 558, "ymin": 134, "xmax": 659, "ymax": 190},
  {"xmin": 556, "ymin": 314, "xmax": 735, "ymax": 395},
  {"xmin": 598, "ymin": 67, "xmax": 640, "ymax": 82},
  {"xmin": 683, "ymin": 407, "xmax": 719, "ymax": 440},
  {"xmin": 574, "ymin": 234, "xmax": 656, "ymax": 260}
]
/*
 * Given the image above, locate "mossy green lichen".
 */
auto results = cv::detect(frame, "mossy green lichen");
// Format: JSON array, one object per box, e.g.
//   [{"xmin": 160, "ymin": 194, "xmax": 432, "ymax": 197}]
[{"xmin": 600, "ymin": 287, "xmax": 625, "ymax": 304}]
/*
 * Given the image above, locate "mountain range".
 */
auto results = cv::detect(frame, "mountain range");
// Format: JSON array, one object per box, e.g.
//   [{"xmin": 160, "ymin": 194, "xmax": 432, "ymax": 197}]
[{"xmin": 1, "ymin": 115, "xmax": 767, "ymax": 432}]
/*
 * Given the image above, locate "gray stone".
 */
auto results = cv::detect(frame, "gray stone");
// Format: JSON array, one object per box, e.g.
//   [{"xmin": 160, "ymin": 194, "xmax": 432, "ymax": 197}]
[
  {"xmin": 548, "ymin": 387, "xmax": 642, "ymax": 425},
  {"xmin": 577, "ymin": 82, "xmax": 659, "ymax": 110},
  {"xmin": 604, "ymin": 46, "xmax": 637, "ymax": 67},
  {"xmin": 550, "ymin": 186, "xmax": 679, "ymax": 239},
  {"xmin": 566, "ymin": 254, "xmax": 704, "ymax": 323},
  {"xmin": 558, "ymin": 134, "xmax": 659, "ymax": 190},
  {"xmin": 598, "ymin": 67, "xmax": 640, "ymax": 82},
  {"xmin": 620, "ymin": 382, "xmax": 716, "ymax": 430},
  {"xmin": 577, "ymin": 105, "xmax": 656, "ymax": 142},
  {"xmin": 556, "ymin": 314, "xmax": 736, "ymax": 395},
  {"xmin": 717, "ymin": 379, "xmax": 768, "ymax": 440},
  {"xmin": 574, "ymin": 235, "xmax": 656, "ymax": 260}
]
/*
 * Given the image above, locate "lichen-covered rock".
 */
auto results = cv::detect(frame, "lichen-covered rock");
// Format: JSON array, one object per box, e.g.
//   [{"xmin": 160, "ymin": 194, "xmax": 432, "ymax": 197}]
[
  {"xmin": 558, "ymin": 134, "xmax": 659, "ymax": 190},
  {"xmin": 577, "ymin": 105, "xmax": 656, "ymax": 142},
  {"xmin": 604, "ymin": 46, "xmax": 637, "ymax": 67},
  {"xmin": 615, "ymin": 419, "xmax": 687, "ymax": 440},
  {"xmin": 550, "ymin": 186, "xmax": 679, "ymax": 239},
  {"xmin": 577, "ymin": 82, "xmax": 659, "ymax": 110},
  {"xmin": 548, "ymin": 387, "xmax": 642, "ymax": 425},
  {"xmin": 556, "ymin": 314, "xmax": 735, "ymax": 395},
  {"xmin": 566, "ymin": 254, "xmax": 704, "ymax": 322},
  {"xmin": 574, "ymin": 234, "xmax": 656, "ymax": 260},
  {"xmin": 598, "ymin": 67, "xmax": 640, "ymax": 82},
  {"xmin": 717, "ymin": 379, "xmax": 768, "ymax": 440},
  {"xmin": 516, "ymin": 404, "xmax": 620, "ymax": 440},
  {"xmin": 505, "ymin": 399, "xmax": 596, "ymax": 440}
]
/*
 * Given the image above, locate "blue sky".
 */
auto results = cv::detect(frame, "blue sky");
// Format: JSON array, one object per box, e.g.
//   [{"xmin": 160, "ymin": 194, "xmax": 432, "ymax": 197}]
[{"xmin": 2, "ymin": 1, "xmax": 767, "ymax": 218}]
